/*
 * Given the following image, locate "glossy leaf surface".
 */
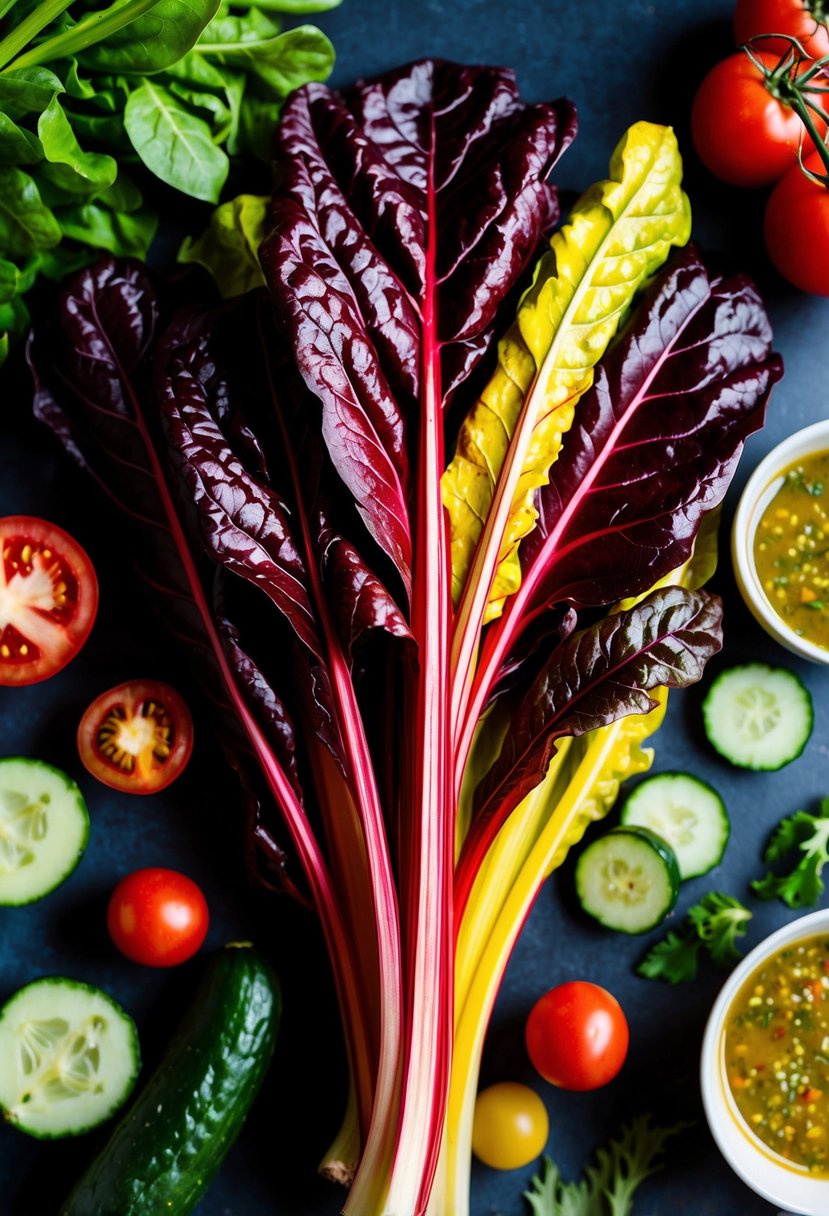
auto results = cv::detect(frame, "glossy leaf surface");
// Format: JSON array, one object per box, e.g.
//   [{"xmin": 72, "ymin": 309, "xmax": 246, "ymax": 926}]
[
  {"xmin": 260, "ymin": 60, "xmax": 577, "ymax": 596},
  {"xmin": 443, "ymin": 121, "xmax": 691, "ymax": 619},
  {"xmin": 468, "ymin": 586, "xmax": 723, "ymax": 870},
  {"xmin": 519, "ymin": 245, "xmax": 784, "ymax": 612}
]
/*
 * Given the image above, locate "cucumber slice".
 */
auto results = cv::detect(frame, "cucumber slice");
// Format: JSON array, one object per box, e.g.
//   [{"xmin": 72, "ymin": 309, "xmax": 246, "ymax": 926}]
[
  {"xmin": 621, "ymin": 772, "xmax": 729, "ymax": 879},
  {"xmin": 0, "ymin": 978, "xmax": 139, "ymax": 1139},
  {"xmin": 702, "ymin": 663, "xmax": 813, "ymax": 771},
  {"xmin": 575, "ymin": 826, "xmax": 680, "ymax": 934},
  {"xmin": 0, "ymin": 759, "xmax": 89, "ymax": 906}
]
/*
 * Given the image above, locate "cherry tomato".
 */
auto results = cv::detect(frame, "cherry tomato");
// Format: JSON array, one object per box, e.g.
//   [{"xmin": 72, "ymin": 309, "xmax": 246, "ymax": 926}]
[
  {"xmin": 471, "ymin": 1082, "xmax": 549, "ymax": 1170},
  {"xmin": 525, "ymin": 981, "xmax": 629, "ymax": 1091},
  {"xmin": 78, "ymin": 680, "xmax": 194, "ymax": 794},
  {"xmin": 0, "ymin": 516, "xmax": 98, "ymax": 686},
  {"xmin": 691, "ymin": 52, "xmax": 826, "ymax": 187},
  {"xmin": 764, "ymin": 151, "xmax": 829, "ymax": 293},
  {"xmin": 108, "ymin": 867, "xmax": 209, "ymax": 967},
  {"xmin": 734, "ymin": 0, "xmax": 829, "ymax": 60}
]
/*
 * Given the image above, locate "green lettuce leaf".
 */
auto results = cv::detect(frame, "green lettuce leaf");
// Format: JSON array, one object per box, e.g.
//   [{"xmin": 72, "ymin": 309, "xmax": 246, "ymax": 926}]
[{"xmin": 178, "ymin": 193, "xmax": 268, "ymax": 296}]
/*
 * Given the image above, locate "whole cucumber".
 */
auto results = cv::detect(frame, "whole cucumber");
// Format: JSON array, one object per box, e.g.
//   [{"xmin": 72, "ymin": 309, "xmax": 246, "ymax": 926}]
[{"xmin": 62, "ymin": 942, "xmax": 280, "ymax": 1216}]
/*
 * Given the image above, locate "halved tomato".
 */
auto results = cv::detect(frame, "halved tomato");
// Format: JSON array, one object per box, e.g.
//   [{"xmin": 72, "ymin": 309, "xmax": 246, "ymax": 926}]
[
  {"xmin": 78, "ymin": 681, "xmax": 194, "ymax": 794},
  {"xmin": 0, "ymin": 516, "xmax": 98, "ymax": 686}
]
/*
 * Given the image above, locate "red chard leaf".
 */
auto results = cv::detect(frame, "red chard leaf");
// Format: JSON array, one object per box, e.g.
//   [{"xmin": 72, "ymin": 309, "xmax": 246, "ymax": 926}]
[
  {"xmin": 261, "ymin": 62, "xmax": 577, "ymax": 599},
  {"xmin": 157, "ymin": 319, "xmax": 322, "ymax": 658},
  {"xmin": 456, "ymin": 586, "xmax": 723, "ymax": 912},
  {"xmin": 520, "ymin": 245, "xmax": 784, "ymax": 612}
]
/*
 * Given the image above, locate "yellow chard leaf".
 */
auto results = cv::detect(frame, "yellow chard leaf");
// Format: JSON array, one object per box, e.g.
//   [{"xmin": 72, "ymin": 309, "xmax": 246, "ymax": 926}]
[{"xmin": 442, "ymin": 121, "xmax": 692, "ymax": 623}]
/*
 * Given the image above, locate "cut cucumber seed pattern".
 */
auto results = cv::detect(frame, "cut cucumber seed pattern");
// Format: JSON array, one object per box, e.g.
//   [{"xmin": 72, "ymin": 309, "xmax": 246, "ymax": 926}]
[
  {"xmin": 0, "ymin": 787, "xmax": 49, "ymax": 873},
  {"xmin": 621, "ymin": 772, "xmax": 729, "ymax": 879},
  {"xmin": 575, "ymin": 827, "xmax": 680, "ymax": 934},
  {"xmin": 0, "ymin": 759, "xmax": 89, "ymax": 906},
  {"xmin": 702, "ymin": 663, "xmax": 813, "ymax": 771},
  {"xmin": 0, "ymin": 979, "xmax": 139, "ymax": 1138}
]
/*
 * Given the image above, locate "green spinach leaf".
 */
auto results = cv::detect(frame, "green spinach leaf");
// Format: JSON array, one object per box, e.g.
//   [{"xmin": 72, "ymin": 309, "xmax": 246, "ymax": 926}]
[
  {"xmin": 57, "ymin": 199, "xmax": 157, "ymax": 256},
  {"xmin": 197, "ymin": 20, "xmax": 334, "ymax": 95},
  {"xmin": 0, "ymin": 167, "xmax": 61, "ymax": 253},
  {"xmin": 37, "ymin": 95, "xmax": 117, "ymax": 192},
  {"xmin": 77, "ymin": 0, "xmax": 221, "ymax": 75},
  {"xmin": 0, "ymin": 112, "xmax": 42, "ymax": 163},
  {"xmin": 124, "ymin": 78, "xmax": 229, "ymax": 201}
]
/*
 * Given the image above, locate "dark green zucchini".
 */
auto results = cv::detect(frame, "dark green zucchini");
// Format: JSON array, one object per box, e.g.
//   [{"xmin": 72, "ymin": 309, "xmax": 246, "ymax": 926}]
[{"xmin": 62, "ymin": 942, "xmax": 280, "ymax": 1216}]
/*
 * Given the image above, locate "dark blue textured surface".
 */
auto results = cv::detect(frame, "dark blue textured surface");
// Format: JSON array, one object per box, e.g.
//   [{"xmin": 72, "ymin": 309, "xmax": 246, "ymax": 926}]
[{"xmin": 2, "ymin": 1, "xmax": 829, "ymax": 1213}]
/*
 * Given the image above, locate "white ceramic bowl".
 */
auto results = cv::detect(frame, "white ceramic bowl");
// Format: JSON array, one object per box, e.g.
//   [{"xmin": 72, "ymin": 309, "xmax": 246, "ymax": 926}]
[
  {"xmin": 732, "ymin": 421, "xmax": 829, "ymax": 666},
  {"xmin": 701, "ymin": 908, "xmax": 829, "ymax": 1214}
]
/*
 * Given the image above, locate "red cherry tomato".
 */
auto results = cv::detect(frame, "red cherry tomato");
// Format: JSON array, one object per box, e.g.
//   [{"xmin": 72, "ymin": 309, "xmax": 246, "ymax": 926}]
[
  {"xmin": 108, "ymin": 868, "xmax": 209, "ymax": 967},
  {"xmin": 78, "ymin": 680, "xmax": 194, "ymax": 794},
  {"xmin": 734, "ymin": 0, "xmax": 829, "ymax": 60},
  {"xmin": 691, "ymin": 51, "xmax": 826, "ymax": 187},
  {"xmin": 525, "ymin": 981, "xmax": 629, "ymax": 1091},
  {"xmin": 764, "ymin": 151, "xmax": 829, "ymax": 294},
  {"xmin": 0, "ymin": 516, "xmax": 98, "ymax": 686}
]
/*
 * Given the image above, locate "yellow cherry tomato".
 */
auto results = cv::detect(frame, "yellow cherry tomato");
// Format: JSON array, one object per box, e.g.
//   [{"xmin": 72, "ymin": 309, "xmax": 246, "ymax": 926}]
[{"xmin": 471, "ymin": 1081, "xmax": 549, "ymax": 1170}]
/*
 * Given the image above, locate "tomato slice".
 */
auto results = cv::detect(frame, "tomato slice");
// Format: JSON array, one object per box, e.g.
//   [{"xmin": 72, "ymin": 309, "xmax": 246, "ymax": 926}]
[
  {"xmin": 0, "ymin": 516, "xmax": 98, "ymax": 686},
  {"xmin": 78, "ymin": 681, "xmax": 194, "ymax": 794}
]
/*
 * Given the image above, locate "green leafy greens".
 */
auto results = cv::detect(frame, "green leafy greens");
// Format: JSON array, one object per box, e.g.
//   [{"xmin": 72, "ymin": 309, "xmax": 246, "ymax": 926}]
[
  {"xmin": 0, "ymin": 0, "xmax": 339, "ymax": 361},
  {"xmin": 524, "ymin": 1115, "xmax": 685, "ymax": 1216},
  {"xmin": 752, "ymin": 796, "xmax": 829, "ymax": 908},
  {"xmin": 637, "ymin": 892, "xmax": 752, "ymax": 985}
]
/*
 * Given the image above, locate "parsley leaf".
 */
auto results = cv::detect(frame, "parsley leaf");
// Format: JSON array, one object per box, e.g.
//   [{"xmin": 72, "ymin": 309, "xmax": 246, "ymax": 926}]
[
  {"xmin": 752, "ymin": 797, "xmax": 829, "ymax": 909},
  {"xmin": 687, "ymin": 892, "xmax": 752, "ymax": 966},
  {"xmin": 524, "ymin": 1115, "xmax": 685, "ymax": 1216},
  {"xmin": 637, "ymin": 893, "xmax": 751, "ymax": 984},
  {"xmin": 636, "ymin": 928, "xmax": 702, "ymax": 985}
]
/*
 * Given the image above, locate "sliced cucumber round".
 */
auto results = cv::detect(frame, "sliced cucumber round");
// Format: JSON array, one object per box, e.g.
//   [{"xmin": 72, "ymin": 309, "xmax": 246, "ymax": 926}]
[
  {"xmin": 621, "ymin": 771, "xmax": 729, "ymax": 880},
  {"xmin": 702, "ymin": 662, "xmax": 813, "ymax": 771},
  {"xmin": 0, "ymin": 978, "xmax": 139, "ymax": 1139},
  {"xmin": 575, "ymin": 826, "xmax": 680, "ymax": 934},
  {"xmin": 0, "ymin": 758, "xmax": 89, "ymax": 906}
]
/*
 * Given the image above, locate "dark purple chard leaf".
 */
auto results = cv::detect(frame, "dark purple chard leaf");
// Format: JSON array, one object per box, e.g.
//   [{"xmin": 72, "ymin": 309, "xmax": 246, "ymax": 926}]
[
  {"xmin": 157, "ymin": 318, "xmax": 322, "ymax": 658},
  {"xmin": 456, "ymin": 586, "xmax": 723, "ymax": 909},
  {"xmin": 219, "ymin": 611, "xmax": 303, "ymax": 800},
  {"xmin": 261, "ymin": 62, "xmax": 576, "ymax": 598},
  {"xmin": 27, "ymin": 257, "xmax": 310, "ymax": 892},
  {"xmin": 487, "ymin": 604, "xmax": 578, "ymax": 707},
  {"xmin": 519, "ymin": 245, "xmax": 784, "ymax": 612},
  {"xmin": 318, "ymin": 508, "xmax": 412, "ymax": 663},
  {"xmin": 30, "ymin": 259, "xmax": 168, "ymax": 531}
]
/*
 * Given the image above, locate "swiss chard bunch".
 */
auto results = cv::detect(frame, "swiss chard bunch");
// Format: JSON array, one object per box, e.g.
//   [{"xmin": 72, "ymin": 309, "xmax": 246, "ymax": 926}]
[
  {"xmin": 0, "ymin": 0, "xmax": 339, "ymax": 363},
  {"xmin": 30, "ymin": 60, "xmax": 783, "ymax": 1216}
]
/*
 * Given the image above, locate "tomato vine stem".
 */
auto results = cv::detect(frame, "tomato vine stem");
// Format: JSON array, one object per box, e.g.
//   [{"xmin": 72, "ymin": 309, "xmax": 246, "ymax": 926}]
[{"xmin": 743, "ymin": 34, "xmax": 829, "ymax": 184}]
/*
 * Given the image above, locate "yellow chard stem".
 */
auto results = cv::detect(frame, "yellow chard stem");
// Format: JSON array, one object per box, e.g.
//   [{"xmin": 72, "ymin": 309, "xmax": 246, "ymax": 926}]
[{"xmin": 438, "ymin": 702, "xmax": 666, "ymax": 1216}]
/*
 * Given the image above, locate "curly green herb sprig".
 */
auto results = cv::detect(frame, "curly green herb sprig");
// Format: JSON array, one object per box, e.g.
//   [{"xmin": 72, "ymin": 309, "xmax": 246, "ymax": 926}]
[
  {"xmin": 524, "ymin": 1115, "xmax": 686, "ymax": 1216},
  {"xmin": 752, "ymin": 795, "xmax": 829, "ymax": 907},
  {"xmin": 637, "ymin": 892, "xmax": 752, "ymax": 985}
]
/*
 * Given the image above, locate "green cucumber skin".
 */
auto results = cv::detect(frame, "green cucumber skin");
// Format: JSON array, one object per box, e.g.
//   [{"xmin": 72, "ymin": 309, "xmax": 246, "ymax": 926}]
[{"xmin": 61, "ymin": 945, "xmax": 280, "ymax": 1216}]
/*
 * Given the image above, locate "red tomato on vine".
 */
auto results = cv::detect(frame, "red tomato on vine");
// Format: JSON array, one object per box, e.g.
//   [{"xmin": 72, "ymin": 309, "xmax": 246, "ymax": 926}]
[
  {"xmin": 765, "ymin": 151, "xmax": 829, "ymax": 293},
  {"xmin": 734, "ymin": 0, "xmax": 829, "ymax": 60},
  {"xmin": 692, "ymin": 51, "xmax": 827, "ymax": 187}
]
